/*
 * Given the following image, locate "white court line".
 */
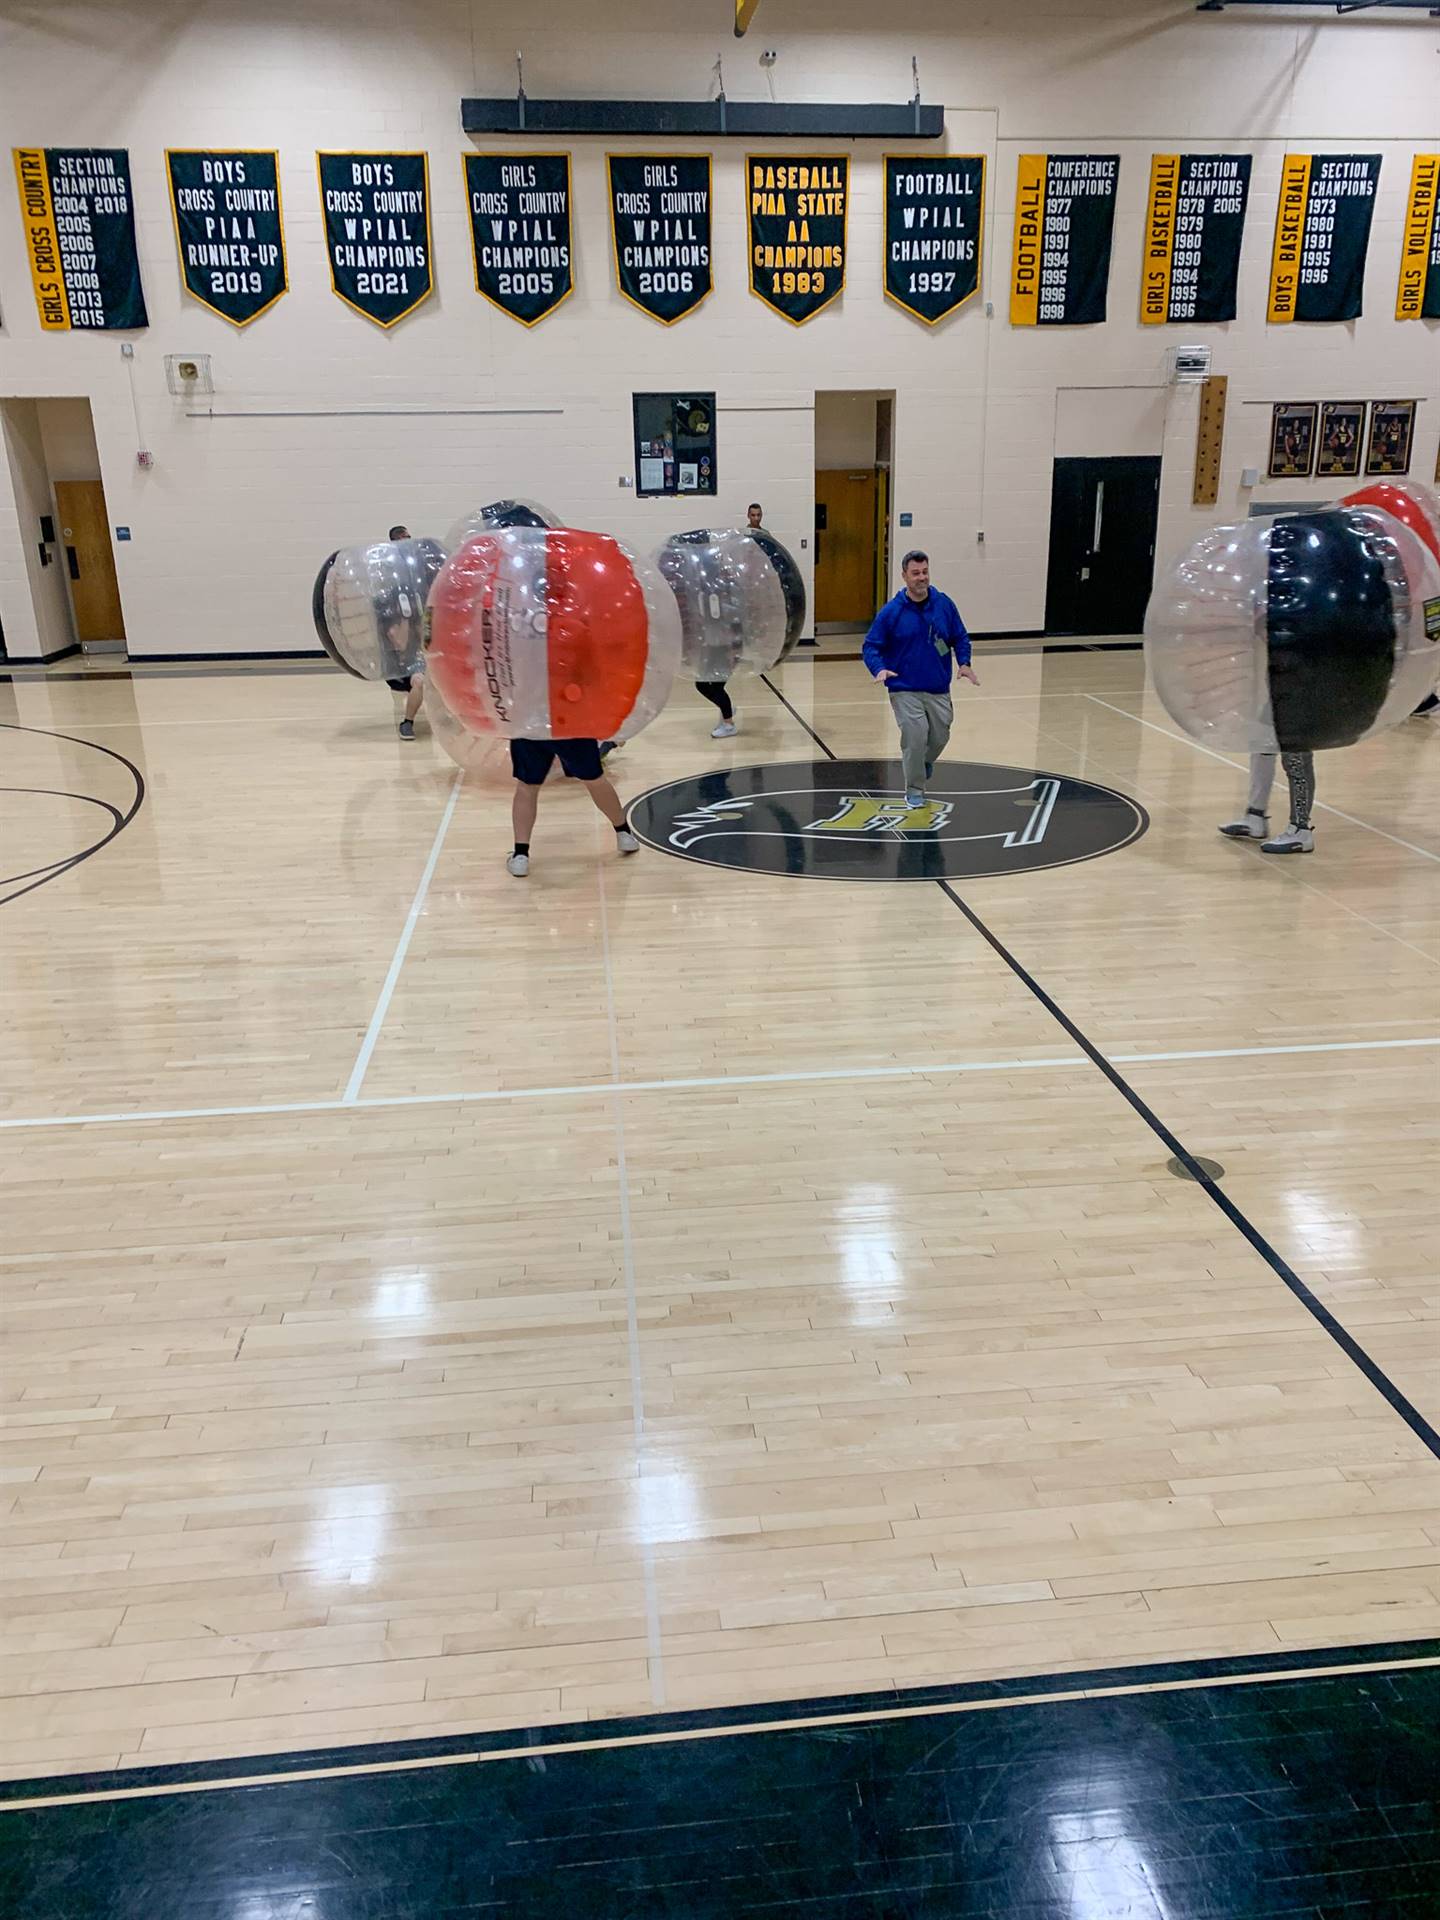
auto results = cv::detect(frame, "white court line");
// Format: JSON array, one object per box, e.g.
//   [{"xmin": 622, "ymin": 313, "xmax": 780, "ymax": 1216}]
[
  {"xmin": 2, "ymin": 1036, "xmax": 1435, "ymax": 1134},
  {"xmin": 596, "ymin": 860, "xmax": 666, "ymax": 1708},
  {"xmin": 342, "ymin": 770, "xmax": 463, "ymax": 1104},
  {"xmin": 1085, "ymin": 695, "xmax": 1440, "ymax": 864}
]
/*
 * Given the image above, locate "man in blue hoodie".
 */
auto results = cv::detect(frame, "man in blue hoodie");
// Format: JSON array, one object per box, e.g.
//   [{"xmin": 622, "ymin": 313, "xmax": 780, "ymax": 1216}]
[{"xmin": 862, "ymin": 550, "xmax": 979, "ymax": 806}]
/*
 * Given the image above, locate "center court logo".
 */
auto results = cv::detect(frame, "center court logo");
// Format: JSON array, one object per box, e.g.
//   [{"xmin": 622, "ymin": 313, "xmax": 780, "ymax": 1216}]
[{"xmin": 627, "ymin": 759, "xmax": 1147, "ymax": 882}]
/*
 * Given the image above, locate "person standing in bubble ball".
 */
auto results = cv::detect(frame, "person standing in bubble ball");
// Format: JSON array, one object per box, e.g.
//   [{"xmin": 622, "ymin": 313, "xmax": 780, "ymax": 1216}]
[
  {"xmin": 690, "ymin": 500, "xmax": 769, "ymax": 741},
  {"xmin": 383, "ymin": 523, "xmax": 427, "ymax": 740},
  {"xmin": 505, "ymin": 739, "xmax": 638, "ymax": 879},
  {"xmin": 1218, "ymin": 754, "xmax": 1317, "ymax": 855}
]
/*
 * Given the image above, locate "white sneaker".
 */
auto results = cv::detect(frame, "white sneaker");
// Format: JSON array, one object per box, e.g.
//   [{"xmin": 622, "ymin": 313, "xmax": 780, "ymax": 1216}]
[
  {"xmin": 905, "ymin": 787, "xmax": 924, "ymax": 809},
  {"xmin": 711, "ymin": 718, "xmax": 738, "ymax": 739},
  {"xmin": 616, "ymin": 829, "xmax": 640, "ymax": 856},
  {"xmin": 506, "ymin": 852, "xmax": 529, "ymax": 877},
  {"xmin": 1219, "ymin": 810, "xmax": 1269, "ymax": 840},
  {"xmin": 1261, "ymin": 824, "xmax": 1314, "ymax": 855}
]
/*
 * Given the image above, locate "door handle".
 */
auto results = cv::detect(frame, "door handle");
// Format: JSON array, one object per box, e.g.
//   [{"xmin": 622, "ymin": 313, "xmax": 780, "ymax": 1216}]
[
  {"xmin": 1091, "ymin": 479, "xmax": 1105, "ymax": 552},
  {"xmin": 66, "ymin": 545, "xmax": 80, "ymax": 580}
]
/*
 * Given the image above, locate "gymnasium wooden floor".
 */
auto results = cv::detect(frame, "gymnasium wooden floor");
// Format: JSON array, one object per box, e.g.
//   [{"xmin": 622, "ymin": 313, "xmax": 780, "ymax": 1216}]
[{"xmin": 2, "ymin": 643, "xmax": 1438, "ymax": 1786}]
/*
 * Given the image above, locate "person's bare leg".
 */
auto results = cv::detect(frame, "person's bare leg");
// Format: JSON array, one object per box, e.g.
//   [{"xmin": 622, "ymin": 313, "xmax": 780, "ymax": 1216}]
[
  {"xmin": 512, "ymin": 782, "xmax": 540, "ymax": 843},
  {"xmin": 585, "ymin": 776, "xmax": 639, "ymax": 855},
  {"xmin": 583, "ymin": 776, "xmax": 626, "ymax": 828},
  {"xmin": 404, "ymin": 680, "xmax": 424, "ymax": 724}
]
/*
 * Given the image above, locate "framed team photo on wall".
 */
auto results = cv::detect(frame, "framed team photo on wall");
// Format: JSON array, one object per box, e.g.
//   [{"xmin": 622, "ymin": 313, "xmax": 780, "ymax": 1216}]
[
  {"xmin": 1316, "ymin": 401, "xmax": 1364, "ymax": 480},
  {"xmin": 1365, "ymin": 401, "xmax": 1415, "ymax": 477},
  {"xmin": 1268, "ymin": 402, "xmax": 1317, "ymax": 479}
]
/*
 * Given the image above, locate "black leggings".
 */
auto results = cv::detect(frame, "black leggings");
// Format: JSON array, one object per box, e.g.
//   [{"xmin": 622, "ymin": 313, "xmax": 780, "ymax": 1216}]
[{"xmin": 696, "ymin": 681, "xmax": 733, "ymax": 721}]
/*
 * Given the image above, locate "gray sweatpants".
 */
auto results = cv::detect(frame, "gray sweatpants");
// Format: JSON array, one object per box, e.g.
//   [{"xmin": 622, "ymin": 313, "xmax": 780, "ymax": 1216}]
[{"xmin": 888, "ymin": 690, "xmax": 953, "ymax": 791}]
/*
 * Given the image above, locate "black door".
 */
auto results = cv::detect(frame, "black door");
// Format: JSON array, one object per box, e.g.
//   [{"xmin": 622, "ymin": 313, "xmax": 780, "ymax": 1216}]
[{"xmin": 1044, "ymin": 456, "xmax": 1161, "ymax": 636}]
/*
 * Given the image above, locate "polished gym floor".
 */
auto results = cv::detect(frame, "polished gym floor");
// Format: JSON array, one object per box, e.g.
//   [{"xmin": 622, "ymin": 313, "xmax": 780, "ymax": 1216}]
[{"xmin": 2, "ymin": 643, "xmax": 1438, "ymax": 1915}]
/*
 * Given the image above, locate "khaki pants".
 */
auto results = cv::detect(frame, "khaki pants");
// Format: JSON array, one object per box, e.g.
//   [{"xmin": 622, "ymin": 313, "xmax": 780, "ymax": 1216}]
[{"xmin": 888, "ymin": 690, "xmax": 952, "ymax": 790}]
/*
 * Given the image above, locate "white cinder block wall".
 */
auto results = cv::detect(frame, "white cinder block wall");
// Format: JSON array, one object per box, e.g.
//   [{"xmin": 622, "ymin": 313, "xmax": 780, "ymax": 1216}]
[{"xmin": 0, "ymin": 0, "xmax": 1436, "ymax": 659}]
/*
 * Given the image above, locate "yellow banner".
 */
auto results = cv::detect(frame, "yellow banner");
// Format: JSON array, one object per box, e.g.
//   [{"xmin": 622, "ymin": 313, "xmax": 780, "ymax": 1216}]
[
  {"xmin": 1397, "ymin": 152, "xmax": 1439, "ymax": 321},
  {"xmin": 13, "ymin": 147, "xmax": 70, "ymax": 330},
  {"xmin": 1267, "ymin": 153, "xmax": 1310, "ymax": 324},
  {"xmin": 1010, "ymin": 153, "xmax": 1045, "ymax": 326},
  {"xmin": 1141, "ymin": 153, "xmax": 1180, "ymax": 325}
]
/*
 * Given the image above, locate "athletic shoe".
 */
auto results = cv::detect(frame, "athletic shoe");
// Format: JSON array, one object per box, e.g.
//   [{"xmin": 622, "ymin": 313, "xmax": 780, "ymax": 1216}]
[
  {"xmin": 506, "ymin": 852, "xmax": 530, "ymax": 877},
  {"xmin": 616, "ymin": 829, "xmax": 640, "ymax": 856},
  {"xmin": 599, "ymin": 739, "xmax": 618, "ymax": 758},
  {"xmin": 398, "ymin": 718, "xmax": 415, "ymax": 739},
  {"xmin": 1261, "ymin": 824, "xmax": 1314, "ymax": 855},
  {"xmin": 711, "ymin": 718, "xmax": 739, "ymax": 738},
  {"xmin": 905, "ymin": 787, "xmax": 924, "ymax": 809},
  {"xmin": 1218, "ymin": 809, "xmax": 1268, "ymax": 839}
]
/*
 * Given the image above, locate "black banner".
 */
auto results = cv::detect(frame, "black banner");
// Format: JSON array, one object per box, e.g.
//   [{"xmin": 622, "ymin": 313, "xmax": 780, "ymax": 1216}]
[
  {"xmin": 465, "ymin": 152, "xmax": 572, "ymax": 327},
  {"xmin": 883, "ymin": 155, "xmax": 984, "ymax": 324},
  {"xmin": 166, "ymin": 150, "xmax": 286, "ymax": 326},
  {"xmin": 747, "ymin": 155, "xmax": 847, "ymax": 324},
  {"xmin": 12, "ymin": 146, "xmax": 147, "ymax": 331},
  {"xmin": 318, "ymin": 151, "xmax": 431, "ymax": 327},
  {"xmin": 1010, "ymin": 154, "xmax": 1118, "ymax": 326},
  {"xmin": 1268, "ymin": 153, "xmax": 1379, "ymax": 324},
  {"xmin": 607, "ymin": 153, "xmax": 711, "ymax": 324},
  {"xmin": 1396, "ymin": 154, "xmax": 1440, "ymax": 321},
  {"xmin": 1140, "ymin": 153, "xmax": 1250, "ymax": 325}
]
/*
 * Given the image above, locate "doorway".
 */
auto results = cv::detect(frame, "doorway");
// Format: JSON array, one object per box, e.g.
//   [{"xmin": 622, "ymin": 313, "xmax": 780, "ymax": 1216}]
[
  {"xmin": 0, "ymin": 395, "xmax": 124, "ymax": 660},
  {"xmin": 1044, "ymin": 456, "xmax": 1161, "ymax": 637},
  {"xmin": 814, "ymin": 390, "xmax": 893, "ymax": 633}
]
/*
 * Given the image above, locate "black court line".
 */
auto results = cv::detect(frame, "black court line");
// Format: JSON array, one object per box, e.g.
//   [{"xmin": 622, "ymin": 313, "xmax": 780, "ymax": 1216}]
[
  {"xmin": 760, "ymin": 679, "xmax": 1440, "ymax": 1464},
  {"xmin": 758, "ymin": 671, "xmax": 836, "ymax": 759},
  {"xmin": 0, "ymin": 726, "xmax": 146, "ymax": 907},
  {"xmin": 2, "ymin": 1636, "xmax": 1436, "ymax": 1807}
]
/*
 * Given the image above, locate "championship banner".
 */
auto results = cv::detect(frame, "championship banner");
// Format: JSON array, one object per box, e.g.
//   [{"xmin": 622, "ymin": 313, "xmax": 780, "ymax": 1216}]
[
  {"xmin": 747, "ymin": 154, "xmax": 847, "ymax": 324},
  {"xmin": 607, "ymin": 154, "xmax": 711, "ymax": 324},
  {"xmin": 1396, "ymin": 154, "xmax": 1440, "ymax": 321},
  {"xmin": 883, "ymin": 155, "xmax": 984, "ymax": 324},
  {"xmin": 464, "ymin": 153, "xmax": 573, "ymax": 327},
  {"xmin": 13, "ymin": 146, "xmax": 147, "ymax": 330},
  {"xmin": 1139, "ymin": 153, "xmax": 1251, "ymax": 325},
  {"xmin": 166, "ymin": 150, "xmax": 286, "ymax": 326},
  {"xmin": 1267, "ymin": 153, "xmax": 1380, "ymax": 324},
  {"xmin": 1009, "ymin": 154, "xmax": 1118, "ymax": 326},
  {"xmin": 318, "ymin": 151, "xmax": 431, "ymax": 327}
]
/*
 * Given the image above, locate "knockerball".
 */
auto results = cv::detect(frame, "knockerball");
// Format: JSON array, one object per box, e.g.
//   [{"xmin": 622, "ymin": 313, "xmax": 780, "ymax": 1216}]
[
  {"xmin": 1340, "ymin": 480, "xmax": 1440, "ymax": 566},
  {"xmin": 425, "ymin": 527, "xmax": 680, "ymax": 743},
  {"xmin": 444, "ymin": 499, "xmax": 560, "ymax": 553},
  {"xmin": 749, "ymin": 529, "xmax": 807, "ymax": 656},
  {"xmin": 319, "ymin": 538, "xmax": 447, "ymax": 682},
  {"xmin": 312, "ymin": 551, "xmax": 344, "ymax": 668},
  {"xmin": 656, "ymin": 527, "xmax": 799, "ymax": 682},
  {"xmin": 1144, "ymin": 506, "xmax": 1440, "ymax": 754}
]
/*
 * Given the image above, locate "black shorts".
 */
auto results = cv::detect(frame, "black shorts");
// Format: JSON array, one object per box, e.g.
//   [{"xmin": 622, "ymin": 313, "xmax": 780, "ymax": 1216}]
[
  {"xmin": 510, "ymin": 737, "xmax": 604, "ymax": 786},
  {"xmin": 386, "ymin": 676, "xmax": 412, "ymax": 693}
]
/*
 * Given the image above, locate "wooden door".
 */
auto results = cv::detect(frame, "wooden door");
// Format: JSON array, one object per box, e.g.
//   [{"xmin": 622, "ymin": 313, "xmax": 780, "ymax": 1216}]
[
  {"xmin": 814, "ymin": 468, "xmax": 878, "ymax": 624},
  {"xmin": 54, "ymin": 481, "xmax": 125, "ymax": 644}
]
